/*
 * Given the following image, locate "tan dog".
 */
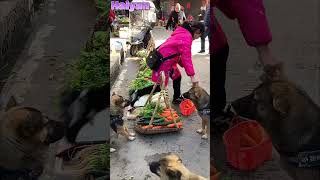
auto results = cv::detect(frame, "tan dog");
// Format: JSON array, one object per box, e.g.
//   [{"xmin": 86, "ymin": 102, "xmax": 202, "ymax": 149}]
[
  {"xmin": 183, "ymin": 83, "xmax": 210, "ymax": 139},
  {"xmin": 110, "ymin": 92, "xmax": 136, "ymax": 141},
  {"xmin": 0, "ymin": 96, "xmax": 65, "ymax": 175},
  {"xmin": 149, "ymin": 154, "xmax": 208, "ymax": 180}
]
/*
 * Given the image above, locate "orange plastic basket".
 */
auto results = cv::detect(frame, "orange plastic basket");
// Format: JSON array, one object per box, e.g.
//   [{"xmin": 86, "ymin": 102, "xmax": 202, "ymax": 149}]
[
  {"xmin": 223, "ymin": 117, "xmax": 272, "ymax": 171},
  {"xmin": 179, "ymin": 99, "xmax": 196, "ymax": 116}
]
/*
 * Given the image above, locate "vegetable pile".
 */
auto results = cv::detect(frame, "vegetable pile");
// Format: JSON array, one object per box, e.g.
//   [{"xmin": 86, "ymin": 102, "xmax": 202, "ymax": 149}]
[
  {"xmin": 137, "ymin": 105, "xmax": 183, "ymax": 129},
  {"xmin": 129, "ymin": 64, "xmax": 153, "ymax": 91},
  {"xmin": 129, "ymin": 50, "xmax": 154, "ymax": 91}
]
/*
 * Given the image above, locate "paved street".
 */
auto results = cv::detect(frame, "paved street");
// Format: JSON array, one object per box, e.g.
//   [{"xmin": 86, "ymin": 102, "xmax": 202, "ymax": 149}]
[
  {"xmin": 213, "ymin": 0, "xmax": 320, "ymax": 179},
  {"xmin": 110, "ymin": 27, "xmax": 210, "ymax": 179}
]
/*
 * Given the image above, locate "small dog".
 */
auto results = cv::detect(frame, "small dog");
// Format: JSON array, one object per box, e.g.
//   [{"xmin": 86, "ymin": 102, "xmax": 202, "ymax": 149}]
[
  {"xmin": 183, "ymin": 83, "xmax": 210, "ymax": 139},
  {"xmin": 0, "ymin": 96, "xmax": 65, "ymax": 178},
  {"xmin": 149, "ymin": 154, "xmax": 207, "ymax": 180},
  {"xmin": 111, "ymin": 92, "xmax": 136, "ymax": 141}
]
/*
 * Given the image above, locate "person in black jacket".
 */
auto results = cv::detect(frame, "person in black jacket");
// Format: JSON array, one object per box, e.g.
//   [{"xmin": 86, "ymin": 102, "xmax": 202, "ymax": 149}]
[{"xmin": 166, "ymin": 3, "xmax": 181, "ymax": 31}]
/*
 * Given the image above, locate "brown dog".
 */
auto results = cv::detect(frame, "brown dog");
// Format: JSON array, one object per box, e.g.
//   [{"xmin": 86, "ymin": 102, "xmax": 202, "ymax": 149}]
[
  {"xmin": 183, "ymin": 83, "xmax": 210, "ymax": 139},
  {"xmin": 149, "ymin": 154, "xmax": 208, "ymax": 180},
  {"xmin": 111, "ymin": 92, "xmax": 136, "ymax": 141},
  {"xmin": 0, "ymin": 96, "xmax": 65, "ymax": 174}
]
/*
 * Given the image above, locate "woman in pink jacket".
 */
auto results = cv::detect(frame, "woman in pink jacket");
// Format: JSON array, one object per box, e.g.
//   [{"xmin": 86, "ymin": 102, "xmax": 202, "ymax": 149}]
[
  {"xmin": 152, "ymin": 22, "xmax": 205, "ymax": 104},
  {"xmin": 210, "ymin": 0, "xmax": 283, "ymax": 118}
]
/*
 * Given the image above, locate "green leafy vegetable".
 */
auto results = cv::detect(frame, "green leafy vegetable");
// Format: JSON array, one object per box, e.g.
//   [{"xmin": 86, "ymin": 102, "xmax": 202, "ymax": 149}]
[{"xmin": 139, "ymin": 102, "xmax": 164, "ymax": 118}]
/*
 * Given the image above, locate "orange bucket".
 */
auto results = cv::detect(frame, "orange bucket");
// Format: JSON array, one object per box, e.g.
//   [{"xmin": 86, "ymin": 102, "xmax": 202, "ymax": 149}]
[
  {"xmin": 179, "ymin": 99, "xmax": 196, "ymax": 116},
  {"xmin": 223, "ymin": 117, "xmax": 272, "ymax": 171}
]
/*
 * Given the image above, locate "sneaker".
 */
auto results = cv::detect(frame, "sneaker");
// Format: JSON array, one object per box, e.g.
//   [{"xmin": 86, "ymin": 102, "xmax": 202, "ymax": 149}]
[
  {"xmin": 172, "ymin": 96, "xmax": 184, "ymax": 104},
  {"xmin": 198, "ymin": 50, "xmax": 205, "ymax": 53}
]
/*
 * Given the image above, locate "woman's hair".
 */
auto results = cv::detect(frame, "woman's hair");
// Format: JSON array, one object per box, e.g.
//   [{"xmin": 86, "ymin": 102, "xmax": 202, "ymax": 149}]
[
  {"xmin": 175, "ymin": 3, "xmax": 181, "ymax": 11},
  {"xmin": 182, "ymin": 21, "xmax": 205, "ymax": 36}
]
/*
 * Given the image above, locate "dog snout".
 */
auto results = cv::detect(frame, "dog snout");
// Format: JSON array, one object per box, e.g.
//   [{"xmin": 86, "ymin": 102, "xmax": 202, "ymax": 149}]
[
  {"xmin": 231, "ymin": 93, "xmax": 256, "ymax": 119},
  {"xmin": 149, "ymin": 161, "xmax": 161, "ymax": 177},
  {"xmin": 182, "ymin": 91, "xmax": 190, "ymax": 99},
  {"xmin": 123, "ymin": 99, "xmax": 131, "ymax": 107},
  {"xmin": 45, "ymin": 120, "xmax": 66, "ymax": 144}
]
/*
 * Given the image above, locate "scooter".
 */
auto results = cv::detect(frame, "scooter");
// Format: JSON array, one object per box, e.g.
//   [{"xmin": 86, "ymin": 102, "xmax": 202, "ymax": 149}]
[{"xmin": 129, "ymin": 24, "xmax": 155, "ymax": 56}]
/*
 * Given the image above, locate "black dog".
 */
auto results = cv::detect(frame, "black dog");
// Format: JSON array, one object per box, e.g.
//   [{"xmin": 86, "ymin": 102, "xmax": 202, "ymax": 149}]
[{"xmin": 60, "ymin": 84, "xmax": 108, "ymax": 143}]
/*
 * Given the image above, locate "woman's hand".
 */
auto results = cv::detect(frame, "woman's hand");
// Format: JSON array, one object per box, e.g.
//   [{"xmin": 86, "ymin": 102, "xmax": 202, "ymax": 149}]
[
  {"xmin": 256, "ymin": 44, "xmax": 279, "ymax": 66},
  {"xmin": 190, "ymin": 76, "xmax": 199, "ymax": 86},
  {"xmin": 256, "ymin": 44, "xmax": 285, "ymax": 81}
]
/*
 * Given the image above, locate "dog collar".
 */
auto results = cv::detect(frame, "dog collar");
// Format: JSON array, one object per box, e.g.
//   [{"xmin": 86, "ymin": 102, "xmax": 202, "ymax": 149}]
[
  {"xmin": 283, "ymin": 149, "xmax": 320, "ymax": 167},
  {"xmin": 198, "ymin": 108, "xmax": 210, "ymax": 116}
]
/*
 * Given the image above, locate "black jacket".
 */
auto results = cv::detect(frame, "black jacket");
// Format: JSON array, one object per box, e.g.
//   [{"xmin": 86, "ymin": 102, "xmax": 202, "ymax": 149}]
[{"xmin": 166, "ymin": 11, "xmax": 179, "ymax": 30}]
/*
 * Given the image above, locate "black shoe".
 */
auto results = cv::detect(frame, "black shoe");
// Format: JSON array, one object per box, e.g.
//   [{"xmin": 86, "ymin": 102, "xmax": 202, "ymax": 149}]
[
  {"xmin": 198, "ymin": 50, "xmax": 205, "ymax": 53},
  {"xmin": 212, "ymin": 109, "xmax": 234, "ymax": 134},
  {"xmin": 172, "ymin": 96, "xmax": 184, "ymax": 105}
]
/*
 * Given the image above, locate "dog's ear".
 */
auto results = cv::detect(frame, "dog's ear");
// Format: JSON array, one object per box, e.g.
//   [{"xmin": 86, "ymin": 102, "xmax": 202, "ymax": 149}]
[
  {"xmin": 262, "ymin": 62, "xmax": 286, "ymax": 82},
  {"xmin": 166, "ymin": 169, "xmax": 182, "ymax": 179},
  {"xmin": 194, "ymin": 87, "xmax": 202, "ymax": 98},
  {"xmin": 112, "ymin": 92, "xmax": 116, "ymax": 96},
  {"xmin": 273, "ymin": 95, "xmax": 289, "ymax": 114},
  {"xmin": 5, "ymin": 96, "xmax": 18, "ymax": 111},
  {"xmin": 192, "ymin": 82, "xmax": 199, "ymax": 87},
  {"xmin": 270, "ymin": 82, "xmax": 290, "ymax": 114}
]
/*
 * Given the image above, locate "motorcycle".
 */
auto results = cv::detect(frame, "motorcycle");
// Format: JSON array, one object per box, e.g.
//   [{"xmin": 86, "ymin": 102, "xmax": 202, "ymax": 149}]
[{"xmin": 129, "ymin": 24, "xmax": 155, "ymax": 56}]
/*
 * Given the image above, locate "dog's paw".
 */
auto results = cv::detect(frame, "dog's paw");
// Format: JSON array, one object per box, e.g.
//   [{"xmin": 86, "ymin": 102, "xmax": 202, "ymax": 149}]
[
  {"xmin": 128, "ymin": 136, "xmax": 136, "ymax": 141},
  {"xmin": 201, "ymin": 134, "xmax": 208, "ymax": 139},
  {"xmin": 110, "ymin": 148, "xmax": 116, "ymax": 153},
  {"xmin": 196, "ymin": 129, "xmax": 204, "ymax": 134},
  {"xmin": 129, "ymin": 132, "xmax": 136, "ymax": 137}
]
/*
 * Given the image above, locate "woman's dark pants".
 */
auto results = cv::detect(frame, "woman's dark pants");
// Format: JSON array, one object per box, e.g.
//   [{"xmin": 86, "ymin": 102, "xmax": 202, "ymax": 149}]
[
  {"xmin": 172, "ymin": 76, "xmax": 182, "ymax": 100},
  {"xmin": 211, "ymin": 43, "xmax": 229, "ymax": 115}
]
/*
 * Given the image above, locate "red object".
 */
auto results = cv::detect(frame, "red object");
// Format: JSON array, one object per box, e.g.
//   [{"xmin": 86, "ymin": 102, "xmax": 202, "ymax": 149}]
[
  {"xmin": 108, "ymin": 10, "xmax": 116, "ymax": 24},
  {"xmin": 186, "ymin": 2, "xmax": 191, "ymax": 9},
  {"xmin": 210, "ymin": 0, "xmax": 272, "ymax": 53},
  {"xmin": 223, "ymin": 117, "xmax": 272, "ymax": 171},
  {"xmin": 179, "ymin": 99, "xmax": 196, "ymax": 116}
]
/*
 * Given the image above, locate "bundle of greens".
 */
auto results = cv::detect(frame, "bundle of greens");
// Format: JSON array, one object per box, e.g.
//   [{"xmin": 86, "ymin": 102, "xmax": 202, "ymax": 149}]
[
  {"xmin": 136, "ymin": 50, "xmax": 148, "ymax": 59},
  {"xmin": 129, "ymin": 77, "xmax": 153, "ymax": 91},
  {"xmin": 137, "ymin": 68, "xmax": 152, "ymax": 79},
  {"xmin": 139, "ymin": 102, "xmax": 164, "ymax": 118},
  {"xmin": 139, "ymin": 58, "xmax": 148, "ymax": 71},
  {"xmin": 129, "ymin": 61, "xmax": 153, "ymax": 91},
  {"xmin": 64, "ymin": 144, "xmax": 109, "ymax": 177},
  {"xmin": 65, "ymin": 30, "xmax": 108, "ymax": 92},
  {"xmin": 118, "ymin": 17, "xmax": 130, "ymax": 24}
]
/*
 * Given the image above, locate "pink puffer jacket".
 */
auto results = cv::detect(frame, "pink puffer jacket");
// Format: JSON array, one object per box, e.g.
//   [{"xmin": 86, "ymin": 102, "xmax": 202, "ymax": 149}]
[
  {"xmin": 151, "ymin": 27, "xmax": 195, "ymax": 86},
  {"xmin": 210, "ymin": 0, "xmax": 272, "ymax": 53}
]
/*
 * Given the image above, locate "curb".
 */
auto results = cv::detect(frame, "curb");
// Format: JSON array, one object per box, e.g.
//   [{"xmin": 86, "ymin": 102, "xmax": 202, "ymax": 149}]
[{"xmin": 110, "ymin": 39, "xmax": 129, "ymax": 87}]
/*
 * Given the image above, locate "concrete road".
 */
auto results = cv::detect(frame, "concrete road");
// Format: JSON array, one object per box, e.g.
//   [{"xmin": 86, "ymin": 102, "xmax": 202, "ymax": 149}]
[
  {"xmin": 213, "ymin": 0, "xmax": 320, "ymax": 179},
  {"xmin": 0, "ymin": 0, "xmax": 97, "ymax": 179},
  {"xmin": 110, "ymin": 27, "xmax": 210, "ymax": 179}
]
